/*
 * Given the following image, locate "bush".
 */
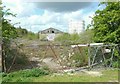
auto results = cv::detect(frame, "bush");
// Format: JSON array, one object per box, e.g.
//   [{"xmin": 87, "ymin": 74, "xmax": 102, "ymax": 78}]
[
  {"xmin": 112, "ymin": 61, "xmax": 118, "ymax": 68},
  {"xmin": 4, "ymin": 68, "xmax": 49, "ymax": 78},
  {"xmin": 2, "ymin": 68, "xmax": 50, "ymax": 82},
  {"xmin": 55, "ymin": 33, "xmax": 71, "ymax": 44},
  {"xmin": 24, "ymin": 32, "xmax": 38, "ymax": 40},
  {"xmin": 5, "ymin": 48, "xmax": 28, "ymax": 70},
  {"xmin": 2, "ymin": 73, "xmax": 7, "ymax": 77},
  {"xmin": 55, "ymin": 30, "xmax": 94, "ymax": 44},
  {"xmin": 19, "ymin": 68, "xmax": 49, "ymax": 77},
  {"xmin": 70, "ymin": 52, "xmax": 88, "ymax": 67},
  {"xmin": 2, "ymin": 77, "xmax": 12, "ymax": 82}
]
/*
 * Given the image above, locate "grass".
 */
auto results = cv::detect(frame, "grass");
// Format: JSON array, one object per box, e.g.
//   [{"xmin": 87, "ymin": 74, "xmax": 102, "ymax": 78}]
[
  {"xmin": 2, "ymin": 68, "xmax": 119, "ymax": 82},
  {"xmin": 32, "ymin": 69, "xmax": 118, "ymax": 82},
  {"xmin": 2, "ymin": 68, "xmax": 50, "ymax": 82}
]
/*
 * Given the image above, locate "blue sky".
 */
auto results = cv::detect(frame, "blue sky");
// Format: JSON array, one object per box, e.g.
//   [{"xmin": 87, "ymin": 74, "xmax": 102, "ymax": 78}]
[{"xmin": 2, "ymin": 0, "xmax": 105, "ymax": 33}]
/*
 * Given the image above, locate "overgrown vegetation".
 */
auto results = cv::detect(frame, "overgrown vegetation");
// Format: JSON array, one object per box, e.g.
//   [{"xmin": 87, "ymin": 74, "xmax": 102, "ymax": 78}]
[
  {"xmin": 2, "ymin": 5, "xmax": 18, "ymax": 72},
  {"xmin": 70, "ymin": 52, "xmax": 88, "ymax": 67},
  {"xmin": 55, "ymin": 30, "xmax": 94, "ymax": 67},
  {"xmin": 1, "ymin": 1, "xmax": 120, "ymax": 83},
  {"xmin": 55, "ymin": 29, "xmax": 94, "ymax": 45},
  {"xmin": 91, "ymin": 2, "xmax": 120, "ymax": 68},
  {"xmin": 16, "ymin": 27, "xmax": 38, "ymax": 40},
  {"xmin": 2, "ymin": 69, "xmax": 118, "ymax": 82},
  {"xmin": 2, "ymin": 68, "xmax": 49, "ymax": 82},
  {"xmin": 1, "ymin": 5, "xmax": 38, "ymax": 72},
  {"xmin": 92, "ymin": 2, "xmax": 120, "ymax": 44},
  {"xmin": 23, "ymin": 32, "xmax": 38, "ymax": 40}
]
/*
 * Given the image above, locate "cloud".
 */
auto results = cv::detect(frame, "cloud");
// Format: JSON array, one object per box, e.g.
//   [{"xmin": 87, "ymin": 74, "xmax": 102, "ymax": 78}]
[
  {"xmin": 3, "ymin": 0, "xmax": 38, "ymax": 17},
  {"xmin": 34, "ymin": 2, "xmax": 92, "ymax": 12},
  {"xmin": 3, "ymin": 0, "xmax": 98, "ymax": 33},
  {"xmin": 9, "ymin": 9, "xmax": 94, "ymax": 33}
]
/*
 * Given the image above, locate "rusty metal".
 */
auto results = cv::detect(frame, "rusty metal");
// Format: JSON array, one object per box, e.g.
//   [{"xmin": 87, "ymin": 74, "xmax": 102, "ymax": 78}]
[{"xmin": 48, "ymin": 44, "xmax": 63, "ymax": 69}]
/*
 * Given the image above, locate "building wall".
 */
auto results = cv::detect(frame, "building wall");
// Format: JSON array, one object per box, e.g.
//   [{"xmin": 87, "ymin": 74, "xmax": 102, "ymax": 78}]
[
  {"xmin": 69, "ymin": 20, "xmax": 85, "ymax": 34},
  {"xmin": 39, "ymin": 33, "xmax": 63, "ymax": 41},
  {"xmin": 38, "ymin": 28, "xmax": 64, "ymax": 41}
]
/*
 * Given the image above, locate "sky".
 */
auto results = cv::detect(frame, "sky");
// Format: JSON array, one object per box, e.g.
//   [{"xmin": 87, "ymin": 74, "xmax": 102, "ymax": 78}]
[{"xmin": 2, "ymin": 0, "xmax": 105, "ymax": 33}]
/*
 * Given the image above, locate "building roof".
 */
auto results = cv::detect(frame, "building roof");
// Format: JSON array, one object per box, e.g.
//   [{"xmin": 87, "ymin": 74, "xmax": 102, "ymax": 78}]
[{"xmin": 38, "ymin": 27, "xmax": 64, "ymax": 34}]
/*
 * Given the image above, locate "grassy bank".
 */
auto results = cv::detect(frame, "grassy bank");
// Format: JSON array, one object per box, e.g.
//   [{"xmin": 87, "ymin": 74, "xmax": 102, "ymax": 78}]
[{"xmin": 2, "ymin": 68, "xmax": 119, "ymax": 82}]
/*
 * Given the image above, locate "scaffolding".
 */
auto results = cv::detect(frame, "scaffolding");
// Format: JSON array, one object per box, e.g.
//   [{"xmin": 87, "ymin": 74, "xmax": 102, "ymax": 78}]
[
  {"xmin": 71, "ymin": 43, "xmax": 119, "ymax": 69},
  {"xmin": 40, "ymin": 43, "xmax": 119, "ymax": 70},
  {"xmin": 3, "ymin": 42, "xmax": 120, "ymax": 72}
]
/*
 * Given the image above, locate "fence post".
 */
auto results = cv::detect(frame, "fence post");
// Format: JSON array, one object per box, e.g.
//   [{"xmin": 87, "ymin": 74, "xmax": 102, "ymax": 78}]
[{"xmin": 88, "ymin": 44, "xmax": 91, "ymax": 70}]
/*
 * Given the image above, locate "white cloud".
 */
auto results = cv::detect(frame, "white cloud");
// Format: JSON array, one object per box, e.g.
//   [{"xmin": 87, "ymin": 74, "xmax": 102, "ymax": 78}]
[
  {"xmin": 3, "ymin": 1, "xmax": 96, "ymax": 33},
  {"xmin": 5, "ymin": 10, "xmax": 94, "ymax": 33},
  {"xmin": 3, "ymin": 0, "xmax": 36, "ymax": 17}
]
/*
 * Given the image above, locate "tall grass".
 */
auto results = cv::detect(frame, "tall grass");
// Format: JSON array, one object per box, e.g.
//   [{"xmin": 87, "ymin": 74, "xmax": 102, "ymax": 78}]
[
  {"xmin": 23, "ymin": 32, "xmax": 38, "ymax": 40},
  {"xmin": 55, "ymin": 29, "xmax": 94, "ymax": 44}
]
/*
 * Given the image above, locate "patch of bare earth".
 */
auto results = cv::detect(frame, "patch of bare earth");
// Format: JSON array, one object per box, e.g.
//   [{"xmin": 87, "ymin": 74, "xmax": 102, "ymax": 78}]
[
  {"xmin": 42, "ymin": 57, "xmax": 62, "ymax": 70},
  {"xmin": 83, "ymin": 70, "xmax": 102, "ymax": 76}
]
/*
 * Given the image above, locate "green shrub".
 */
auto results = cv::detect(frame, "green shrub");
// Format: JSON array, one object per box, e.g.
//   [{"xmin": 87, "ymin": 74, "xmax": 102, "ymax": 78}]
[
  {"xmin": 112, "ymin": 61, "xmax": 118, "ymax": 68},
  {"xmin": 7, "ymin": 73, "xmax": 14, "ymax": 78},
  {"xmin": 55, "ymin": 33, "xmax": 81, "ymax": 45},
  {"xmin": 18, "ymin": 68, "xmax": 49, "ymax": 77},
  {"xmin": 55, "ymin": 33, "xmax": 71, "ymax": 44},
  {"xmin": 70, "ymin": 53, "xmax": 88, "ymax": 67},
  {"xmin": 4, "ymin": 68, "xmax": 49, "ymax": 78},
  {"xmin": 2, "ymin": 77, "xmax": 12, "ymax": 82},
  {"xmin": 24, "ymin": 32, "xmax": 38, "ymax": 40},
  {"xmin": 5, "ymin": 48, "xmax": 29, "ymax": 70},
  {"xmin": 2, "ymin": 73, "xmax": 7, "ymax": 77},
  {"xmin": 55, "ymin": 30, "xmax": 94, "ymax": 44},
  {"xmin": 2, "ymin": 68, "xmax": 50, "ymax": 82},
  {"xmin": 15, "ymin": 78, "xmax": 23, "ymax": 82}
]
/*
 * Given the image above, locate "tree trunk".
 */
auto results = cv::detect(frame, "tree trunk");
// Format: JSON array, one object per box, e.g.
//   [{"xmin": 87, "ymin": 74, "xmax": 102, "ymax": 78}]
[{"xmin": 2, "ymin": 44, "xmax": 6, "ymax": 72}]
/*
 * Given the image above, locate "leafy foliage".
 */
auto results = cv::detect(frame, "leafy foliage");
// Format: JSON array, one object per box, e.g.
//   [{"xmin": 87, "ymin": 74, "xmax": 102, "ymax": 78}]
[
  {"xmin": 70, "ymin": 52, "xmax": 88, "ymax": 67},
  {"xmin": 1, "ymin": 5, "xmax": 18, "ymax": 72},
  {"xmin": 55, "ymin": 33, "xmax": 71, "ymax": 44},
  {"xmin": 2, "ymin": 19, "xmax": 18, "ymax": 42},
  {"xmin": 90, "ymin": 2, "xmax": 120, "ymax": 68},
  {"xmin": 16, "ymin": 27, "xmax": 28, "ymax": 37},
  {"xmin": 16, "ymin": 27, "xmax": 38, "ymax": 40},
  {"xmin": 92, "ymin": 2, "xmax": 120, "ymax": 43},
  {"xmin": 24, "ymin": 32, "xmax": 38, "ymax": 40}
]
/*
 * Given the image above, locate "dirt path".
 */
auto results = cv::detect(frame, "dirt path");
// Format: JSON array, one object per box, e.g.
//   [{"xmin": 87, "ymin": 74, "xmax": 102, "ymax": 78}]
[
  {"xmin": 30, "ymin": 56, "xmax": 62, "ymax": 70},
  {"xmin": 42, "ymin": 57, "xmax": 62, "ymax": 70}
]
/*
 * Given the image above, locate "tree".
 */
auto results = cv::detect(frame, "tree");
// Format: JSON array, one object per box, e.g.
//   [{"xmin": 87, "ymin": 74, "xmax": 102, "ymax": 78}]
[
  {"xmin": 92, "ymin": 2, "xmax": 120, "ymax": 44},
  {"xmin": 16, "ymin": 27, "xmax": 28, "ymax": 37},
  {"xmin": 91, "ymin": 2, "xmax": 120, "ymax": 68},
  {"xmin": 1, "ymin": 4, "xmax": 18, "ymax": 72}
]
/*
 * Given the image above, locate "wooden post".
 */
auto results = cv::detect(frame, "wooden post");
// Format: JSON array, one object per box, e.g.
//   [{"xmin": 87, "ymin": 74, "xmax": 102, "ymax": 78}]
[
  {"xmin": 91, "ymin": 47, "xmax": 99, "ymax": 65},
  {"xmin": 1, "ymin": 44, "xmax": 6, "ymax": 72},
  {"xmin": 109, "ymin": 46, "xmax": 115, "ymax": 67},
  {"xmin": 101, "ymin": 46, "xmax": 108, "ymax": 67},
  {"xmin": 88, "ymin": 44, "xmax": 91, "ymax": 70}
]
